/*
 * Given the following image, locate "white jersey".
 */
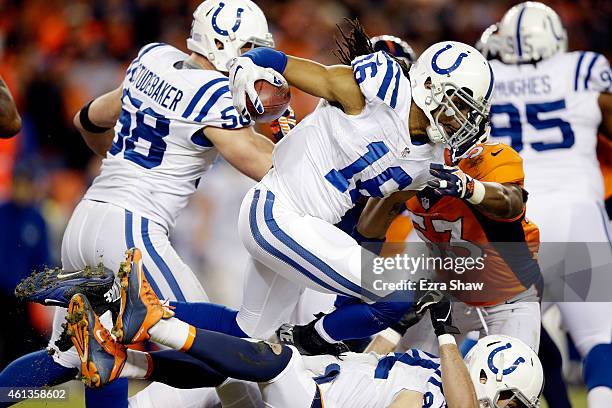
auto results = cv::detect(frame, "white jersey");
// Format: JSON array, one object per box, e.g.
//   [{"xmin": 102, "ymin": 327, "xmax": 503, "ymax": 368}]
[
  {"xmin": 304, "ymin": 350, "xmax": 446, "ymax": 408},
  {"xmin": 489, "ymin": 51, "xmax": 611, "ymax": 200},
  {"xmin": 263, "ymin": 51, "xmax": 444, "ymax": 224},
  {"xmin": 85, "ymin": 43, "xmax": 250, "ymax": 230}
]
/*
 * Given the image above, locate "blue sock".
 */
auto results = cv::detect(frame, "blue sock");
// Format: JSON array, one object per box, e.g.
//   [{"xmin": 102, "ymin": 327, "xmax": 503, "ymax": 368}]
[
  {"xmin": 321, "ymin": 298, "xmax": 412, "ymax": 341},
  {"xmin": 85, "ymin": 379, "xmax": 128, "ymax": 408},
  {"xmin": 0, "ymin": 350, "xmax": 77, "ymax": 408},
  {"xmin": 186, "ymin": 328, "xmax": 292, "ymax": 382},
  {"xmin": 583, "ymin": 343, "xmax": 612, "ymax": 390},
  {"xmin": 539, "ymin": 327, "xmax": 571, "ymax": 408},
  {"xmin": 460, "ymin": 337, "xmax": 478, "ymax": 357},
  {"xmin": 170, "ymin": 301, "xmax": 247, "ymax": 338},
  {"xmin": 148, "ymin": 350, "xmax": 226, "ymax": 388}
]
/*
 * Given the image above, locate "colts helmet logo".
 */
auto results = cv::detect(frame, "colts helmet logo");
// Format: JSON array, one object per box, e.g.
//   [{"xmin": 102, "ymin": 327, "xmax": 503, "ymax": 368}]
[
  {"xmin": 431, "ymin": 44, "xmax": 469, "ymax": 75},
  {"xmin": 211, "ymin": 2, "xmax": 245, "ymax": 36},
  {"xmin": 487, "ymin": 343, "xmax": 526, "ymax": 380}
]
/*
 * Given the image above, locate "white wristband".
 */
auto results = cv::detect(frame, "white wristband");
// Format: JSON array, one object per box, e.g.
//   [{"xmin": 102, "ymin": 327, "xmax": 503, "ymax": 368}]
[
  {"xmin": 438, "ymin": 334, "xmax": 457, "ymax": 346},
  {"xmin": 379, "ymin": 327, "xmax": 402, "ymax": 345},
  {"xmin": 467, "ymin": 179, "xmax": 485, "ymax": 205}
]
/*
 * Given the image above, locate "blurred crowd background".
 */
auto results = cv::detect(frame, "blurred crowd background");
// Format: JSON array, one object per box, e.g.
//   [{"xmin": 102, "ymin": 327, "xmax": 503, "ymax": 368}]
[{"xmin": 0, "ymin": 0, "xmax": 610, "ymax": 367}]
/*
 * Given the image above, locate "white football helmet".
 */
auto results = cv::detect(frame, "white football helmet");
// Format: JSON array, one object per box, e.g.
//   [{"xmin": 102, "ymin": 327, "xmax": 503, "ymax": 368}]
[
  {"xmin": 409, "ymin": 41, "xmax": 494, "ymax": 163},
  {"xmin": 476, "ymin": 24, "xmax": 503, "ymax": 61},
  {"xmin": 497, "ymin": 2, "xmax": 567, "ymax": 64},
  {"xmin": 464, "ymin": 335, "xmax": 544, "ymax": 408},
  {"xmin": 187, "ymin": 0, "xmax": 274, "ymax": 72}
]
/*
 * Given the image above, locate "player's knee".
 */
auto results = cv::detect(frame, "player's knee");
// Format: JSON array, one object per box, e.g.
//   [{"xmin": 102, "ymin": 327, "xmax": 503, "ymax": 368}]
[
  {"xmin": 583, "ymin": 343, "xmax": 612, "ymax": 390},
  {"xmin": 369, "ymin": 300, "xmax": 412, "ymax": 327}
]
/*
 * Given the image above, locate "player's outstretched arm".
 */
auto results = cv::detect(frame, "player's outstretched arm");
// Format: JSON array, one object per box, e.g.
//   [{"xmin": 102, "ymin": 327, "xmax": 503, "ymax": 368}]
[
  {"xmin": 0, "ymin": 76, "xmax": 21, "ymax": 137},
  {"xmin": 228, "ymin": 48, "xmax": 365, "ymax": 119},
  {"xmin": 283, "ymin": 56, "xmax": 365, "ymax": 114},
  {"xmin": 205, "ymin": 126, "xmax": 273, "ymax": 181},
  {"xmin": 388, "ymin": 390, "xmax": 424, "ymax": 407},
  {"xmin": 357, "ymin": 191, "xmax": 415, "ymax": 240},
  {"xmin": 598, "ymin": 92, "xmax": 612, "ymax": 139},
  {"xmin": 73, "ymin": 86, "xmax": 122, "ymax": 156},
  {"xmin": 428, "ymin": 164, "xmax": 524, "ymax": 220},
  {"xmin": 439, "ymin": 342, "xmax": 479, "ymax": 408},
  {"xmin": 429, "ymin": 297, "xmax": 478, "ymax": 408}
]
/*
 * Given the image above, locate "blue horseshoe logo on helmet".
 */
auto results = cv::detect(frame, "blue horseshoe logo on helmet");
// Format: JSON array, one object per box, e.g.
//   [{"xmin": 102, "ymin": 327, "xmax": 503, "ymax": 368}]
[
  {"xmin": 487, "ymin": 343, "xmax": 526, "ymax": 375},
  {"xmin": 431, "ymin": 44, "xmax": 469, "ymax": 75},
  {"xmin": 211, "ymin": 2, "xmax": 245, "ymax": 36}
]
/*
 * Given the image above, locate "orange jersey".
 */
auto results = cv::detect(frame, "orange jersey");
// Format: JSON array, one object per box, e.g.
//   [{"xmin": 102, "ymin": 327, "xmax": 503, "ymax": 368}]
[
  {"xmin": 597, "ymin": 135, "xmax": 612, "ymax": 200},
  {"xmin": 406, "ymin": 143, "xmax": 541, "ymax": 306}
]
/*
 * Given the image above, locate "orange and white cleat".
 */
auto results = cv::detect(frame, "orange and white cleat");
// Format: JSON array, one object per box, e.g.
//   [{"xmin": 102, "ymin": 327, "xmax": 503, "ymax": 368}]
[
  {"xmin": 112, "ymin": 248, "xmax": 173, "ymax": 344},
  {"xmin": 66, "ymin": 293, "xmax": 126, "ymax": 388}
]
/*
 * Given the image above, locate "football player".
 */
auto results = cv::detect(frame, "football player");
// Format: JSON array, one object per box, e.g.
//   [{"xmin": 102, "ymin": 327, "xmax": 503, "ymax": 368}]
[
  {"xmin": 486, "ymin": 2, "xmax": 612, "ymax": 407},
  {"xmin": 363, "ymin": 141, "xmax": 543, "ymax": 357},
  {"xmin": 0, "ymin": 76, "xmax": 21, "ymax": 137},
  {"xmin": 0, "ymin": 0, "xmax": 279, "ymax": 406},
  {"xmin": 65, "ymin": 248, "xmax": 544, "ymax": 408},
  {"xmin": 223, "ymin": 20, "xmax": 494, "ymax": 354},
  {"xmin": 290, "ymin": 33, "xmax": 419, "ymax": 331}
]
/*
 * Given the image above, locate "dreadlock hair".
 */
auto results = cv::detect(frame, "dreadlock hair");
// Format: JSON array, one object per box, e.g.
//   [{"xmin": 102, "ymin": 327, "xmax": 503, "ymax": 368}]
[{"xmin": 334, "ymin": 18, "xmax": 410, "ymax": 77}]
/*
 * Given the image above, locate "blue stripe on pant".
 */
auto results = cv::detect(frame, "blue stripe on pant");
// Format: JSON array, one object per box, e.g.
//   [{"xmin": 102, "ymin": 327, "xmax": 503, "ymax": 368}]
[
  {"xmin": 250, "ymin": 189, "xmax": 379, "ymax": 301},
  {"xmin": 124, "ymin": 209, "xmax": 178, "ymax": 300},
  {"xmin": 141, "ymin": 217, "xmax": 186, "ymax": 301}
]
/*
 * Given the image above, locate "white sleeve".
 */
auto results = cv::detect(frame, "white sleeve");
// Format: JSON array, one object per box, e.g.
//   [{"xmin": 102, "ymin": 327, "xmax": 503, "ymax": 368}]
[
  {"xmin": 575, "ymin": 52, "xmax": 612, "ymax": 93},
  {"xmin": 352, "ymin": 51, "xmax": 410, "ymax": 111}
]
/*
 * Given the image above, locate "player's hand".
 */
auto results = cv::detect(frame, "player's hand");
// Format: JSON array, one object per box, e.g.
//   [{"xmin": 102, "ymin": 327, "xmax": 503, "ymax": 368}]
[
  {"xmin": 389, "ymin": 287, "xmax": 444, "ymax": 336},
  {"xmin": 428, "ymin": 163, "xmax": 478, "ymax": 201},
  {"xmin": 421, "ymin": 291, "xmax": 460, "ymax": 337},
  {"xmin": 269, "ymin": 106, "xmax": 297, "ymax": 142},
  {"xmin": 228, "ymin": 57, "xmax": 285, "ymax": 121}
]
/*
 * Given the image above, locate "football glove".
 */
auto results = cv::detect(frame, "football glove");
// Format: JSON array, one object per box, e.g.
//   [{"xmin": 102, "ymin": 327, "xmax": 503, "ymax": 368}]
[
  {"xmin": 227, "ymin": 57, "xmax": 286, "ymax": 121},
  {"xmin": 426, "ymin": 293, "xmax": 460, "ymax": 337},
  {"xmin": 390, "ymin": 288, "xmax": 445, "ymax": 336},
  {"xmin": 269, "ymin": 106, "xmax": 297, "ymax": 142},
  {"xmin": 428, "ymin": 163, "xmax": 485, "ymax": 204}
]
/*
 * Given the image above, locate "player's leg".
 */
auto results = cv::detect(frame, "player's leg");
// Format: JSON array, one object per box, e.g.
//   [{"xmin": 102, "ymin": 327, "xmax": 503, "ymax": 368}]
[
  {"xmin": 67, "ymin": 285, "xmax": 318, "ymax": 408},
  {"xmin": 481, "ymin": 289, "xmax": 541, "ymax": 352},
  {"xmin": 239, "ymin": 188, "xmax": 413, "ymax": 345},
  {"xmin": 558, "ymin": 302, "xmax": 612, "ymax": 408},
  {"xmin": 0, "ymin": 201, "xmax": 96, "ymax": 406}
]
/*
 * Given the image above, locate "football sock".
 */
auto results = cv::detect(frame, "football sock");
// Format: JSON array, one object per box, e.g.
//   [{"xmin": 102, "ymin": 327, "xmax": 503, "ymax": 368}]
[
  {"xmin": 184, "ymin": 328, "xmax": 293, "ymax": 383},
  {"xmin": 170, "ymin": 301, "xmax": 247, "ymax": 337},
  {"xmin": 584, "ymin": 343, "xmax": 612, "ymax": 408},
  {"xmin": 0, "ymin": 350, "xmax": 77, "ymax": 404},
  {"xmin": 121, "ymin": 349, "xmax": 227, "ymax": 389},
  {"xmin": 539, "ymin": 327, "xmax": 571, "ymax": 408},
  {"xmin": 319, "ymin": 300, "xmax": 411, "ymax": 341},
  {"xmin": 85, "ymin": 379, "xmax": 128, "ymax": 408},
  {"xmin": 149, "ymin": 317, "xmax": 195, "ymax": 350}
]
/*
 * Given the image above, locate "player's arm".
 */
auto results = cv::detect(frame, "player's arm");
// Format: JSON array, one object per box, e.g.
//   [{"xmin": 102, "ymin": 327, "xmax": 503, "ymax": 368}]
[
  {"xmin": 428, "ymin": 164, "xmax": 524, "ymax": 220},
  {"xmin": 0, "ymin": 76, "xmax": 21, "ymax": 137},
  {"xmin": 356, "ymin": 191, "xmax": 416, "ymax": 240},
  {"xmin": 438, "ymin": 342, "xmax": 478, "ymax": 408},
  {"xmin": 387, "ymin": 390, "xmax": 424, "ymax": 408},
  {"xmin": 228, "ymin": 48, "xmax": 365, "ymax": 119},
  {"xmin": 426, "ymin": 295, "xmax": 478, "ymax": 408},
  {"xmin": 73, "ymin": 86, "xmax": 123, "ymax": 156},
  {"xmin": 598, "ymin": 92, "xmax": 612, "ymax": 139},
  {"xmin": 205, "ymin": 125, "xmax": 273, "ymax": 181},
  {"xmin": 282, "ymin": 56, "xmax": 365, "ymax": 113}
]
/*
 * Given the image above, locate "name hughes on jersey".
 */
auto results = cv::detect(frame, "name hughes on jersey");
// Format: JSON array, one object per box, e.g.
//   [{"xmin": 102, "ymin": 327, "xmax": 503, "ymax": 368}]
[
  {"xmin": 495, "ymin": 74, "xmax": 552, "ymax": 98},
  {"xmin": 128, "ymin": 63, "xmax": 184, "ymax": 111}
]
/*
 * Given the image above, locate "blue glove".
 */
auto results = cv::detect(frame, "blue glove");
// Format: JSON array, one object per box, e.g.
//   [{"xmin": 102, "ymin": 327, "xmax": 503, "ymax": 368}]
[{"xmin": 428, "ymin": 163, "xmax": 485, "ymax": 204}]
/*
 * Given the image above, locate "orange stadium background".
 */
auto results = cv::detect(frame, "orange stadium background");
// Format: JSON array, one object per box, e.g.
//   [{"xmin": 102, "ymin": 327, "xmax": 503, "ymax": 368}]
[{"xmin": 0, "ymin": 0, "xmax": 610, "ymax": 406}]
